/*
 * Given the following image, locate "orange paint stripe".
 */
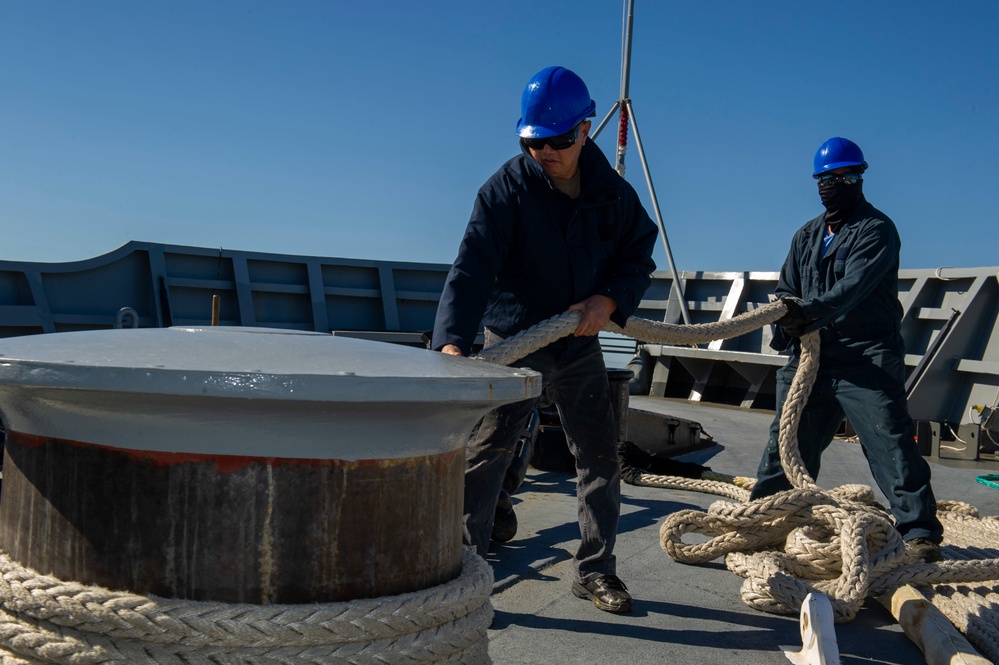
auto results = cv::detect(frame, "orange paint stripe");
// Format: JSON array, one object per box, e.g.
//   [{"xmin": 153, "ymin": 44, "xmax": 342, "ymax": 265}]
[{"xmin": 3, "ymin": 429, "xmax": 449, "ymax": 474}]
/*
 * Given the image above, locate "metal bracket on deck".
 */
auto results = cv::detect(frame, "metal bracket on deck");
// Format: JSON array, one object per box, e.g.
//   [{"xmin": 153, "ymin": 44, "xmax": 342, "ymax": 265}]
[{"xmin": 782, "ymin": 593, "xmax": 841, "ymax": 665}]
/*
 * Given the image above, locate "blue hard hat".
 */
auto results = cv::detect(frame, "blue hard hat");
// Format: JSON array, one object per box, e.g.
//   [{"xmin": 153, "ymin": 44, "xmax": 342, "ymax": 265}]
[
  {"xmin": 813, "ymin": 137, "xmax": 868, "ymax": 175},
  {"xmin": 516, "ymin": 66, "xmax": 597, "ymax": 139}
]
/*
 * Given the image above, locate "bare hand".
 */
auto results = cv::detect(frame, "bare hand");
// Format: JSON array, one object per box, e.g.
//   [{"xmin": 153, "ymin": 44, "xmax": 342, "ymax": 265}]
[
  {"xmin": 568, "ymin": 295, "xmax": 617, "ymax": 337},
  {"xmin": 440, "ymin": 344, "xmax": 463, "ymax": 356}
]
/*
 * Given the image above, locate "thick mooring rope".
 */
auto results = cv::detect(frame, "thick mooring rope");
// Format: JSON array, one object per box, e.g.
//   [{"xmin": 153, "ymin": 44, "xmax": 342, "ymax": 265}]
[
  {"xmin": 476, "ymin": 301, "xmax": 999, "ymax": 661},
  {"xmin": 0, "ymin": 548, "xmax": 493, "ymax": 664},
  {"xmin": 473, "ymin": 301, "xmax": 783, "ymax": 366}
]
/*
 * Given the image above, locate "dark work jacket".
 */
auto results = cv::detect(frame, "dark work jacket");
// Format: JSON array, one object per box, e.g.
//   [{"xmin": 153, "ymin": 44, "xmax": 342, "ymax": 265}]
[
  {"xmin": 432, "ymin": 140, "xmax": 658, "ymax": 356},
  {"xmin": 771, "ymin": 197, "xmax": 904, "ymax": 354}
]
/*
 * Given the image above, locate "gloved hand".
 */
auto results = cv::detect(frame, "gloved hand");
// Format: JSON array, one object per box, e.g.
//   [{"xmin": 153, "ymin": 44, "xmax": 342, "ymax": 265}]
[{"xmin": 775, "ymin": 297, "xmax": 807, "ymax": 336}]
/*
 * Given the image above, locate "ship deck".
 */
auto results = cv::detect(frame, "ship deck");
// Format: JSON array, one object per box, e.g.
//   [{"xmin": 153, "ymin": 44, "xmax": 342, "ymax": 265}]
[{"xmin": 485, "ymin": 397, "xmax": 999, "ymax": 665}]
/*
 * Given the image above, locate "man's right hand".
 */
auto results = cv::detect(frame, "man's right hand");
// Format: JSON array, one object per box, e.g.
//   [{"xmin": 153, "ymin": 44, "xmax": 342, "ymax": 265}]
[{"xmin": 440, "ymin": 344, "xmax": 463, "ymax": 356}]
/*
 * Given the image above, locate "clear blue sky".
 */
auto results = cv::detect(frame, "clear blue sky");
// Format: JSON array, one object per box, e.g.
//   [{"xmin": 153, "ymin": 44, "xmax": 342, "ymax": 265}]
[{"xmin": 1, "ymin": 1, "xmax": 996, "ymax": 272}]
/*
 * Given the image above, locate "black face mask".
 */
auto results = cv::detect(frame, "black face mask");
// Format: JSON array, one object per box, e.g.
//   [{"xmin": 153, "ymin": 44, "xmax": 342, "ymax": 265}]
[{"xmin": 819, "ymin": 179, "xmax": 864, "ymax": 227}]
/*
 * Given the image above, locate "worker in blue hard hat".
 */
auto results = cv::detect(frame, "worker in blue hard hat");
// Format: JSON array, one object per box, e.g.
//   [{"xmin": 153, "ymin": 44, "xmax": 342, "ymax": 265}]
[
  {"xmin": 432, "ymin": 65, "xmax": 658, "ymax": 613},
  {"xmin": 753, "ymin": 137, "xmax": 944, "ymax": 563}
]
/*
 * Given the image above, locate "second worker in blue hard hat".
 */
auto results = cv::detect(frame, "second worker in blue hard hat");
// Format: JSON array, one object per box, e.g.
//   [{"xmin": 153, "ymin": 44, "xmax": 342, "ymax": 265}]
[
  {"xmin": 752, "ymin": 137, "xmax": 944, "ymax": 563},
  {"xmin": 432, "ymin": 65, "xmax": 659, "ymax": 613}
]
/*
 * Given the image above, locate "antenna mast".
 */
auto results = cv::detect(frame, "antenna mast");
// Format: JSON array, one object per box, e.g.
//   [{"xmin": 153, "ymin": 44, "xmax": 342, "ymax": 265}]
[{"xmin": 591, "ymin": 0, "xmax": 691, "ymax": 324}]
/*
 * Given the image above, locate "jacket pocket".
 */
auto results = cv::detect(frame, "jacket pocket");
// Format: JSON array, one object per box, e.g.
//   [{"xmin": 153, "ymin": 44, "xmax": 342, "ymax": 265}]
[{"xmin": 833, "ymin": 245, "xmax": 848, "ymax": 277}]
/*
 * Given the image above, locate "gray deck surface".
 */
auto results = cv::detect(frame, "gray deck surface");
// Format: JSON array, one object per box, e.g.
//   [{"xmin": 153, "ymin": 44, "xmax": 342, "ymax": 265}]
[{"xmin": 485, "ymin": 397, "xmax": 999, "ymax": 665}]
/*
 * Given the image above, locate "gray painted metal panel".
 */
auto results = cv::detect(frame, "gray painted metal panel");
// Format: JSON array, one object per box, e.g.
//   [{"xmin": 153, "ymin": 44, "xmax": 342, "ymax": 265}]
[{"xmin": 0, "ymin": 241, "xmax": 449, "ymax": 336}]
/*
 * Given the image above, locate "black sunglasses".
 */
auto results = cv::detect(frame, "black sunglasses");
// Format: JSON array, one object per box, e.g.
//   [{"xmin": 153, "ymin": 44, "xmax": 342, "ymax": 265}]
[
  {"xmin": 522, "ymin": 123, "xmax": 582, "ymax": 151},
  {"xmin": 815, "ymin": 173, "xmax": 862, "ymax": 186}
]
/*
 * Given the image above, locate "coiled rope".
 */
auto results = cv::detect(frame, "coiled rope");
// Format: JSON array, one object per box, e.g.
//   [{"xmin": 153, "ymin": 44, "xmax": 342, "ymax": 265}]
[
  {"xmin": 0, "ymin": 548, "xmax": 493, "ymax": 664},
  {"xmin": 476, "ymin": 300, "xmax": 999, "ymax": 661}
]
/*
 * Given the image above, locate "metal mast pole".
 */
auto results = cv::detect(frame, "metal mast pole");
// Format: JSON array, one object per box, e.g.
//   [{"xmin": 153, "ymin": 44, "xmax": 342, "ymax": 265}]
[
  {"xmin": 615, "ymin": 0, "xmax": 634, "ymax": 175},
  {"xmin": 591, "ymin": 0, "xmax": 691, "ymax": 324}
]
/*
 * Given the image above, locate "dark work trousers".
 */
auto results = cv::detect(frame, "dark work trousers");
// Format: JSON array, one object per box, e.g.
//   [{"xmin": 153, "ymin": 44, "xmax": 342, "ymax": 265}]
[
  {"xmin": 463, "ymin": 331, "xmax": 621, "ymax": 583},
  {"xmin": 750, "ymin": 334, "xmax": 943, "ymax": 543}
]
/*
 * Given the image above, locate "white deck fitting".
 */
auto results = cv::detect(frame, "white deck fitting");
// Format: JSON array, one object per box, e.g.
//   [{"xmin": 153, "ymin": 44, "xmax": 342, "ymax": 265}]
[{"xmin": 0, "ymin": 326, "xmax": 540, "ymax": 459}]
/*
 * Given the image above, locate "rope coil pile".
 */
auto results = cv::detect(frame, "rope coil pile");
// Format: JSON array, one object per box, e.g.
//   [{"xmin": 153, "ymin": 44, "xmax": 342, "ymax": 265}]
[
  {"xmin": 0, "ymin": 549, "xmax": 493, "ymax": 664},
  {"xmin": 478, "ymin": 301, "xmax": 999, "ymax": 661}
]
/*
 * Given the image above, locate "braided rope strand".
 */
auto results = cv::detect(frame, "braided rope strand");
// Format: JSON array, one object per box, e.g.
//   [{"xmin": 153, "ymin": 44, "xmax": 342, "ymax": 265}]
[{"xmin": 0, "ymin": 550, "xmax": 493, "ymax": 664}]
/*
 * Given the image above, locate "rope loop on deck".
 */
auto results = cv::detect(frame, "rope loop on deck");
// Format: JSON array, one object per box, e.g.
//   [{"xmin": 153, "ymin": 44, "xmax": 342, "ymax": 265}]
[
  {"xmin": 647, "ymin": 327, "xmax": 999, "ymax": 627},
  {"xmin": 0, "ymin": 548, "xmax": 493, "ymax": 664},
  {"xmin": 474, "ymin": 301, "xmax": 999, "ymax": 659}
]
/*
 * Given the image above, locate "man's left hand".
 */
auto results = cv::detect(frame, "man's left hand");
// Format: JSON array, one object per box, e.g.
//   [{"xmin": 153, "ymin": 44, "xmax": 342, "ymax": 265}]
[
  {"xmin": 775, "ymin": 297, "xmax": 807, "ymax": 328},
  {"xmin": 568, "ymin": 295, "xmax": 617, "ymax": 337},
  {"xmin": 775, "ymin": 297, "xmax": 812, "ymax": 336}
]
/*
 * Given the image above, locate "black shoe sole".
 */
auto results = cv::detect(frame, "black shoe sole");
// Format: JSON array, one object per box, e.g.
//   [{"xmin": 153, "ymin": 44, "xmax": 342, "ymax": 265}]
[
  {"xmin": 909, "ymin": 550, "xmax": 942, "ymax": 563},
  {"xmin": 906, "ymin": 540, "xmax": 942, "ymax": 563},
  {"xmin": 491, "ymin": 510, "xmax": 518, "ymax": 543},
  {"xmin": 571, "ymin": 582, "xmax": 633, "ymax": 614}
]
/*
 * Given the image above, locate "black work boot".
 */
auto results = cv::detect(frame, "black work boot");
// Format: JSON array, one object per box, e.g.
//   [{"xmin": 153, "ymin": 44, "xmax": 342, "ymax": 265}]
[
  {"xmin": 905, "ymin": 537, "xmax": 942, "ymax": 563},
  {"xmin": 572, "ymin": 574, "xmax": 633, "ymax": 613},
  {"xmin": 491, "ymin": 489, "xmax": 518, "ymax": 543}
]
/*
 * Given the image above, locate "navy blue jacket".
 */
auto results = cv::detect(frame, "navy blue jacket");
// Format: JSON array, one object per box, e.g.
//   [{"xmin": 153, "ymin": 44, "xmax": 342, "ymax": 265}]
[
  {"xmin": 433, "ymin": 140, "xmax": 658, "ymax": 355},
  {"xmin": 772, "ymin": 197, "xmax": 904, "ymax": 352}
]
